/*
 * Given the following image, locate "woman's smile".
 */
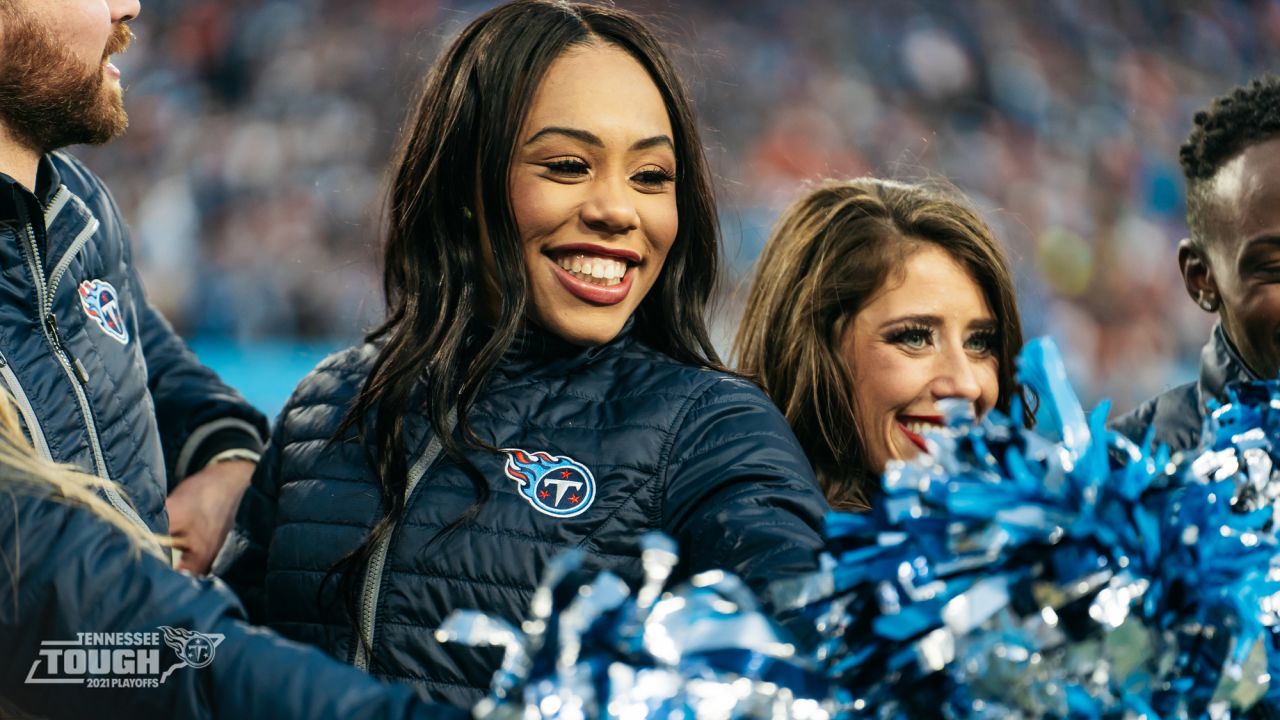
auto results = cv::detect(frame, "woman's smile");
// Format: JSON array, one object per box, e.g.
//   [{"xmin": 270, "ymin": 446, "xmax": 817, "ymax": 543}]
[
  {"xmin": 508, "ymin": 42, "xmax": 679, "ymax": 346},
  {"xmin": 895, "ymin": 414, "xmax": 946, "ymax": 453},
  {"xmin": 549, "ymin": 255, "xmax": 635, "ymax": 304},
  {"xmin": 543, "ymin": 243, "xmax": 642, "ymax": 304}
]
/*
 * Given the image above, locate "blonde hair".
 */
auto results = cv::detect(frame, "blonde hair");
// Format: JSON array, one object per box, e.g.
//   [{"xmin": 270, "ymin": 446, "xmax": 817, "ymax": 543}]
[
  {"xmin": 0, "ymin": 390, "xmax": 162, "ymax": 551},
  {"xmin": 734, "ymin": 178, "xmax": 1023, "ymax": 510}
]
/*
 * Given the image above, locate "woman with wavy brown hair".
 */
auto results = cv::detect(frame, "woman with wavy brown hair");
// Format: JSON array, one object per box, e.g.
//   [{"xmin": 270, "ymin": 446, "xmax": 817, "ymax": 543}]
[{"xmin": 735, "ymin": 178, "xmax": 1024, "ymax": 510}]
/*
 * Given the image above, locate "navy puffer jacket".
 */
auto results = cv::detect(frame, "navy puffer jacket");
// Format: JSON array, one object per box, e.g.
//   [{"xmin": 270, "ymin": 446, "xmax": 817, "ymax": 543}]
[
  {"xmin": 0, "ymin": 154, "xmax": 267, "ymax": 535},
  {"xmin": 1110, "ymin": 324, "xmax": 1261, "ymax": 456},
  {"xmin": 0, "ymin": 474, "xmax": 466, "ymax": 720},
  {"xmin": 225, "ymin": 325, "xmax": 828, "ymax": 708}
]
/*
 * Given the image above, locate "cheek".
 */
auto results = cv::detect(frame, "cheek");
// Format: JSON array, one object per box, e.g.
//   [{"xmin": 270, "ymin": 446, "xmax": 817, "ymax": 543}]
[
  {"xmin": 851, "ymin": 379, "xmax": 897, "ymax": 473},
  {"xmin": 861, "ymin": 351, "xmax": 928, "ymax": 410},
  {"xmin": 509, "ymin": 174, "xmax": 547, "ymax": 241},
  {"xmin": 46, "ymin": 4, "xmax": 112, "ymax": 66},
  {"xmin": 851, "ymin": 350, "xmax": 924, "ymax": 430},
  {"xmin": 1242, "ymin": 290, "xmax": 1280, "ymax": 333},
  {"xmin": 640, "ymin": 194, "xmax": 679, "ymax": 259},
  {"xmin": 978, "ymin": 359, "xmax": 1001, "ymax": 412}
]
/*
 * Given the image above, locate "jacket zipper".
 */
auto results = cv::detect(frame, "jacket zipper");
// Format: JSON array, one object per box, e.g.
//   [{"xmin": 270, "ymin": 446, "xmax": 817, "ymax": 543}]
[
  {"xmin": 353, "ymin": 417, "xmax": 452, "ymax": 671},
  {"xmin": 20, "ymin": 212, "xmax": 149, "ymax": 535},
  {"xmin": 0, "ymin": 351, "xmax": 53, "ymax": 461},
  {"xmin": 44, "ymin": 187, "xmax": 69, "ymax": 225},
  {"xmin": 48, "ymin": 213, "xmax": 99, "ymax": 305}
]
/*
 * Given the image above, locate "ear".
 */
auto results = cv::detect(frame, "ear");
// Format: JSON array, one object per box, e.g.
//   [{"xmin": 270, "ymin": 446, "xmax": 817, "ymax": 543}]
[{"xmin": 1177, "ymin": 238, "xmax": 1218, "ymax": 313}]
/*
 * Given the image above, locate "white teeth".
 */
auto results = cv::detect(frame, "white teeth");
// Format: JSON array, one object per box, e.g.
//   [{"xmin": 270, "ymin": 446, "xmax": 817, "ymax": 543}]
[
  {"xmin": 903, "ymin": 421, "xmax": 951, "ymax": 437},
  {"xmin": 554, "ymin": 253, "xmax": 628, "ymax": 286}
]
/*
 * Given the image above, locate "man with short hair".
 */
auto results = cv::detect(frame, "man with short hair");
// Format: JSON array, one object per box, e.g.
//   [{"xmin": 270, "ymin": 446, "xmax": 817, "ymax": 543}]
[
  {"xmin": 0, "ymin": 0, "xmax": 267, "ymax": 572},
  {"xmin": 1113, "ymin": 75, "xmax": 1280, "ymax": 453}
]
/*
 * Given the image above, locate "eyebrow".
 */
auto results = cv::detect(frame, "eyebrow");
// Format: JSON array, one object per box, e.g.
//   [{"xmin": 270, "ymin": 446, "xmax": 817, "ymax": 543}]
[
  {"xmin": 878, "ymin": 314, "xmax": 998, "ymax": 332},
  {"xmin": 523, "ymin": 126, "xmax": 674, "ymax": 152}
]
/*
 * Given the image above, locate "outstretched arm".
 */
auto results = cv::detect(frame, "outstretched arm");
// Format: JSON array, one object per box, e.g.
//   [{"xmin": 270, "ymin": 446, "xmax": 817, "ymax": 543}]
[{"xmin": 662, "ymin": 377, "xmax": 829, "ymax": 597}]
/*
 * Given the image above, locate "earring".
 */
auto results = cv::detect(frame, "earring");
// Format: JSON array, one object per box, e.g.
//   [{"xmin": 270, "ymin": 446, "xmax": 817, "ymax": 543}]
[
  {"xmin": 462, "ymin": 206, "xmax": 474, "ymax": 221},
  {"xmin": 1198, "ymin": 292, "xmax": 1216, "ymax": 312}
]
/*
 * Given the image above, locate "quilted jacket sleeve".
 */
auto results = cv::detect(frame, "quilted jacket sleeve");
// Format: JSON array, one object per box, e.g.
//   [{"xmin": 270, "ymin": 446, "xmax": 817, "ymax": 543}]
[
  {"xmin": 1108, "ymin": 398, "xmax": 1157, "ymax": 447},
  {"xmin": 218, "ymin": 350, "xmax": 362, "ymax": 622},
  {"xmin": 125, "ymin": 245, "xmax": 268, "ymax": 487},
  {"xmin": 660, "ymin": 376, "xmax": 828, "ymax": 598},
  {"xmin": 136, "ymin": 295, "xmax": 269, "ymax": 487},
  {"xmin": 217, "ymin": 402, "xmax": 289, "ymax": 623},
  {"xmin": 0, "ymin": 481, "xmax": 463, "ymax": 720},
  {"xmin": 65, "ymin": 155, "xmax": 268, "ymax": 488}
]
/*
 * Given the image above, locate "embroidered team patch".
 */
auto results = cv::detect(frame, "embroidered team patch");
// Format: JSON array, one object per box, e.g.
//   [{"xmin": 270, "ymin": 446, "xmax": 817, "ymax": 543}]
[
  {"xmin": 502, "ymin": 448, "xmax": 595, "ymax": 518},
  {"xmin": 78, "ymin": 279, "xmax": 129, "ymax": 344}
]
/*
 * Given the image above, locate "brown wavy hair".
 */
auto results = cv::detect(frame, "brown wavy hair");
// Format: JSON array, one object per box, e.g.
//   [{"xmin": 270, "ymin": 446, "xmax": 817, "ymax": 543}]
[{"xmin": 733, "ymin": 178, "xmax": 1023, "ymax": 510}]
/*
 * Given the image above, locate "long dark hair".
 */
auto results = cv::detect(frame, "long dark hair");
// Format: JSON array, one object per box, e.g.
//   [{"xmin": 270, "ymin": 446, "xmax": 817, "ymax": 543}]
[
  {"xmin": 734, "ymin": 179, "xmax": 1023, "ymax": 510},
  {"xmin": 330, "ymin": 0, "xmax": 723, "ymax": 654}
]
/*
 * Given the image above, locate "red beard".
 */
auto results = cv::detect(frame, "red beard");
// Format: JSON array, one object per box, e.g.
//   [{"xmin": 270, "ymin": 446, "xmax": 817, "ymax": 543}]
[{"xmin": 0, "ymin": 15, "xmax": 133, "ymax": 153}]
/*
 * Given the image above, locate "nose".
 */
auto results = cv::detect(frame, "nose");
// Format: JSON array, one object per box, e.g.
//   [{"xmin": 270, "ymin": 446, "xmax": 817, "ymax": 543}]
[
  {"xmin": 581, "ymin": 176, "xmax": 638, "ymax": 236},
  {"xmin": 110, "ymin": 0, "xmax": 141, "ymax": 23},
  {"xmin": 930, "ymin": 346, "xmax": 984, "ymax": 409}
]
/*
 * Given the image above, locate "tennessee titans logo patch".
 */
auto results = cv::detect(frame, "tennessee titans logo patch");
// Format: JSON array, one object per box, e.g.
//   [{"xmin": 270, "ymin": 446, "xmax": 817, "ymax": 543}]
[
  {"xmin": 78, "ymin": 279, "xmax": 129, "ymax": 344},
  {"xmin": 502, "ymin": 448, "xmax": 595, "ymax": 518},
  {"xmin": 160, "ymin": 626, "xmax": 222, "ymax": 670}
]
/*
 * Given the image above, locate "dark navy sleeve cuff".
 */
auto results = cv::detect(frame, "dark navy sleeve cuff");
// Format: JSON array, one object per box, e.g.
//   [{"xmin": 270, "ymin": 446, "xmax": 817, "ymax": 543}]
[{"xmin": 177, "ymin": 423, "xmax": 265, "ymax": 480}]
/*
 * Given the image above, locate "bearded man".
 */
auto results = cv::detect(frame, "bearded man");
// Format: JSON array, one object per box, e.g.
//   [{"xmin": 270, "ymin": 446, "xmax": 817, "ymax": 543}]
[{"xmin": 0, "ymin": 0, "xmax": 267, "ymax": 573}]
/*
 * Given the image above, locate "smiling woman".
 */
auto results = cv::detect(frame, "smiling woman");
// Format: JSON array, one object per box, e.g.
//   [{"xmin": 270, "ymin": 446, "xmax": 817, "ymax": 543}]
[
  {"xmin": 734, "ymin": 178, "xmax": 1024, "ymax": 510},
  {"xmin": 221, "ymin": 0, "xmax": 827, "ymax": 710},
  {"xmin": 842, "ymin": 244, "xmax": 1001, "ymax": 473}
]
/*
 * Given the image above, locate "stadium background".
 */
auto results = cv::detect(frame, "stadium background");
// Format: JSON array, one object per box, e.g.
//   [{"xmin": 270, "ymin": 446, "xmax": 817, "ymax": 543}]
[{"xmin": 77, "ymin": 0, "xmax": 1280, "ymax": 419}]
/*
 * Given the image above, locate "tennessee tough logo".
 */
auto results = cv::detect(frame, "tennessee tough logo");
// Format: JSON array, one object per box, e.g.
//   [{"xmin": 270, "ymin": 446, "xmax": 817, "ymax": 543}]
[{"xmin": 501, "ymin": 448, "xmax": 595, "ymax": 518}]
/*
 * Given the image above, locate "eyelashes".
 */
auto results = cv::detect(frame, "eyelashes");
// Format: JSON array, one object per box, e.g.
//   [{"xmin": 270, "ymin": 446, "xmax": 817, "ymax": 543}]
[
  {"xmin": 632, "ymin": 169, "xmax": 676, "ymax": 187},
  {"xmin": 540, "ymin": 159, "xmax": 676, "ymax": 188},
  {"xmin": 884, "ymin": 324, "xmax": 998, "ymax": 355},
  {"xmin": 965, "ymin": 330, "xmax": 998, "ymax": 354},
  {"xmin": 544, "ymin": 159, "xmax": 589, "ymax": 176},
  {"xmin": 885, "ymin": 324, "xmax": 932, "ymax": 350}
]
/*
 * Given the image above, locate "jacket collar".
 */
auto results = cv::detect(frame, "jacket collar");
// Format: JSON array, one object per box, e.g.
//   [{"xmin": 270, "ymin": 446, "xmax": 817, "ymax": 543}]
[
  {"xmin": 1197, "ymin": 322, "xmax": 1260, "ymax": 416},
  {"xmin": 0, "ymin": 155, "xmax": 63, "ymax": 225},
  {"xmin": 494, "ymin": 317, "xmax": 635, "ymax": 380}
]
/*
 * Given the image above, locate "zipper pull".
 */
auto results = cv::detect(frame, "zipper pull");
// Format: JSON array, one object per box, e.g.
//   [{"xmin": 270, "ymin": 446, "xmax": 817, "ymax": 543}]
[
  {"xmin": 44, "ymin": 313, "xmax": 63, "ymax": 349},
  {"xmin": 45, "ymin": 314, "xmax": 89, "ymax": 384},
  {"xmin": 72, "ymin": 357, "xmax": 90, "ymax": 384}
]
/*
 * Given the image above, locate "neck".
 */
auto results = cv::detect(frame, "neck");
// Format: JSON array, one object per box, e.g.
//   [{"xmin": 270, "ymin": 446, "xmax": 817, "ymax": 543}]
[{"xmin": 0, "ymin": 125, "xmax": 41, "ymax": 191}]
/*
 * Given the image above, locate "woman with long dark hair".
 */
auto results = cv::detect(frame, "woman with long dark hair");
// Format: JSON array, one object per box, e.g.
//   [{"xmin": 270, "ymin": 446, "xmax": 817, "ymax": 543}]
[
  {"xmin": 734, "ymin": 179, "xmax": 1025, "ymax": 510},
  {"xmin": 225, "ymin": 0, "xmax": 826, "ymax": 709}
]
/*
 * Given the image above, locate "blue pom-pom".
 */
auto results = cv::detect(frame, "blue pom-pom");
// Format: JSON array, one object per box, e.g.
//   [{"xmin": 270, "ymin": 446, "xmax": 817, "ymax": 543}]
[
  {"xmin": 778, "ymin": 337, "xmax": 1280, "ymax": 718},
  {"xmin": 438, "ymin": 532, "xmax": 832, "ymax": 719},
  {"xmin": 439, "ymin": 337, "xmax": 1280, "ymax": 719}
]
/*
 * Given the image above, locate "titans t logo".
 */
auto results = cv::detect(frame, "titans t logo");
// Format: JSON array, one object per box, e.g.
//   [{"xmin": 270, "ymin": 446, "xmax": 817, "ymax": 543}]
[
  {"xmin": 501, "ymin": 448, "xmax": 596, "ymax": 518},
  {"xmin": 78, "ymin": 278, "xmax": 129, "ymax": 344}
]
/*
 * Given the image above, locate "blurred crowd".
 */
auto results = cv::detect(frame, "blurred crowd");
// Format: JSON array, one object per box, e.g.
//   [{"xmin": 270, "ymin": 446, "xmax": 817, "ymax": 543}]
[{"xmin": 78, "ymin": 0, "xmax": 1280, "ymax": 412}]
